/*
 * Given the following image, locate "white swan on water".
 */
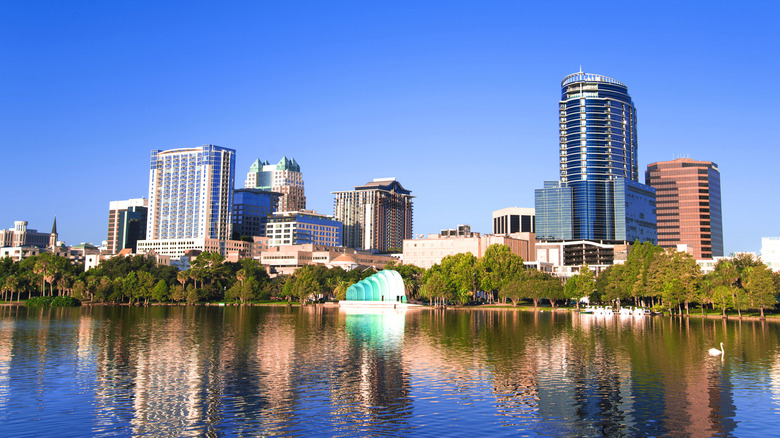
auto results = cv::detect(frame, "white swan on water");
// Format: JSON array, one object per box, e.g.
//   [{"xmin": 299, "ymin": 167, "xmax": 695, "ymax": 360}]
[{"xmin": 708, "ymin": 342, "xmax": 724, "ymax": 356}]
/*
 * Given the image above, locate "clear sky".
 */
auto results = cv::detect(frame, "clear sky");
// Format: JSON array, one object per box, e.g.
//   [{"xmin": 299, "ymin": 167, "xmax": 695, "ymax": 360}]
[{"xmin": 2, "ymin": 1, "xmax": 778, "ymax": 255}]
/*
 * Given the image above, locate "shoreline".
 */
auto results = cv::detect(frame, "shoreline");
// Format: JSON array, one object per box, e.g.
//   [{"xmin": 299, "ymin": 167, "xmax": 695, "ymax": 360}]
[{"xmin": 4, "ymin": 301, "xmax": 779, "ymax": 322}]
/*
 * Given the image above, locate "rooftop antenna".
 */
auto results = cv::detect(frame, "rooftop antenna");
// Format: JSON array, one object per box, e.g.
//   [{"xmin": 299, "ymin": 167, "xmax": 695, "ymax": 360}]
[{"xmin": 579, "ymin": 65, "xmax": 583, "ymax": 73}]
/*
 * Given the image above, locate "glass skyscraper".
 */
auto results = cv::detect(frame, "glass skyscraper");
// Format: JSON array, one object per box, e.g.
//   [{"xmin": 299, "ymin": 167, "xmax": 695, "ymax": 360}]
[{"xmin": 536, "ymin": 72, "xmax": 656, "ymax": 243}]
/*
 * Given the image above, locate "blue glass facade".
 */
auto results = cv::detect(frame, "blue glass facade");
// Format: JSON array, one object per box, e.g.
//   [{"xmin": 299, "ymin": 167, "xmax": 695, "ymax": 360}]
[
  {"xmin": 708, "ymin": 167, "xmax": 724, "ymax": 257},
  {"xmin": 232, "ymin": 189, "xmax": 280, "ymax": 239},
  {"xmin": 535, "ymin": 72, "xmax": 656, "ymax": 243},
  {"xmin": 534, "ymin": 181, "xmax": 573, "ymax": 240}
]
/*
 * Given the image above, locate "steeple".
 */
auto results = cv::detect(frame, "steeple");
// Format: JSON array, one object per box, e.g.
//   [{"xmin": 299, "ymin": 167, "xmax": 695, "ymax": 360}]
[{"xmin": 49, "ymin": 215, "xmax": 58, "ymax": 248}]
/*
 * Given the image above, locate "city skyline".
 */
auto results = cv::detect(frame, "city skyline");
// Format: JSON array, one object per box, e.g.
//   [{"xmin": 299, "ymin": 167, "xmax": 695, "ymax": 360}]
[{"xmin": 2, "ymin": 1, "xmax": 778, "ymax": 254}]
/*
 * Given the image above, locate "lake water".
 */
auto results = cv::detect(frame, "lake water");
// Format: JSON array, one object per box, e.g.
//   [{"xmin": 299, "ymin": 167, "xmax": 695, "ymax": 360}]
[{"xmin": 0, "ymin": 305, "xmax": 778, "ymax": 437}]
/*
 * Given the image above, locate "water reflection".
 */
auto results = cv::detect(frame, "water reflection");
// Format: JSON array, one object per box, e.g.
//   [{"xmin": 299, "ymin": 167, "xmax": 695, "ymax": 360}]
[
  {"xmin": 0, "ymin": 305, "xmax": 779, "ymax": 436},
  {"xmin": 335, "ymin": 308, "xmax": 411, "ymax": 435}
]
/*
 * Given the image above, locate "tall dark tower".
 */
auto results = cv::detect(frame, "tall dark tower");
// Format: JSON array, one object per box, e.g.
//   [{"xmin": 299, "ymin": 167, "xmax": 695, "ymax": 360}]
[{"xmin": 536, "ymin": 71, "xmax": 656, "ymax": 243}]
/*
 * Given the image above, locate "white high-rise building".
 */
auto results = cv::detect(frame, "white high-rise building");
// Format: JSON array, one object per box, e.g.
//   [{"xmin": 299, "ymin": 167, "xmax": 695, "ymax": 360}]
[{"xmin": 138, "ymin": 145, "xmax": 236, "ymax": 257}]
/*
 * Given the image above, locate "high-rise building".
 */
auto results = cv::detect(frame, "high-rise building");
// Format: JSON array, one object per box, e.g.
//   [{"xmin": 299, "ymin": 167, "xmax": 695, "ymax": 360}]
[
  {"xmin": 145, "ymin": 144, "xmax": 236, "ymax": 242},
  {"xmin": 332, "ymin": 178, "xmax": 413, "ymax": 252},
  {"xmin": 231, "ymin": 189, "xmax": 281, "ymax": 239},
  {"xmin": 646, "ymin": 158, "xmax": 723, "ymax": 258},
  {"xmin": 535, "ymin": 71, "xmax": 656, "ymax": 244},
  {"xmin": 245, "ymin": 156, "xmax": 305, "ymax": 212},
  {"xmin": 265, "ymin": 210, "xmax": 342, "ymax": 247},
  {"xmin": 493, "ymin": 207, "xmax": 535, "ymax": 235},
  {"xmin": 107, "ymin": 198, "xmax": 148, "ymax": 254}
]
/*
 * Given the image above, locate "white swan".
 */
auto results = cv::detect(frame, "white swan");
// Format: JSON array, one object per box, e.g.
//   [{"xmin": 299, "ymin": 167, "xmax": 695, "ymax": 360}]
[{"xmin": 708, "ymin": 342, "xmax": 724, "ymax": 356}]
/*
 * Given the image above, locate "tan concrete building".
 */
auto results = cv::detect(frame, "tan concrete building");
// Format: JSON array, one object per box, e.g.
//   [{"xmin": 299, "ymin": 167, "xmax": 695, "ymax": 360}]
[
  {"xmin": 402, "ymin": 233, "xmax": 535, "ymax": 269},
  {"xmin": 245, "ymin": 156, "xmax": 305, "ymax": 212},
  {"xmin": 333, "ymin": 178, "xmax": 413, "ymax": 252}
]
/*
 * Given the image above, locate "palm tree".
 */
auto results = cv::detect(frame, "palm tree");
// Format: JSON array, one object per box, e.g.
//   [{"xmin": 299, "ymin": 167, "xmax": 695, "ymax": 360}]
[
  {"xmin": 177, "ymin": 270, "xmax": 188, "ymax": 288},
  {"xmin": 2, "ymin": 276, "xmax": 16, "ymax": 302}
]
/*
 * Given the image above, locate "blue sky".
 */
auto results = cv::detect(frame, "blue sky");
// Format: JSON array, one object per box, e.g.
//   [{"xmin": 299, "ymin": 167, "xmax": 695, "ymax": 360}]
[{"xmin": 1, "ymin": 1, "xmax": 778, "ymax": 255}]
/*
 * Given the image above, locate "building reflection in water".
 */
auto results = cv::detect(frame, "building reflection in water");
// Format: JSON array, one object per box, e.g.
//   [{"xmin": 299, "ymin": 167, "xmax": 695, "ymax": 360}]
[
  {"xmin": 0, "ymin": 306, "xmax": 776, "ymax": 435},
  {"xmin": 332, "ymin": 307, "xmax": 412, "ymax": 434}
]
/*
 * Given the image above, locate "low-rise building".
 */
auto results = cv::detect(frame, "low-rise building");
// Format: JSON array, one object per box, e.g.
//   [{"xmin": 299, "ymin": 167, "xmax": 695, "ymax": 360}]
[
  {"xmin": 402, "ymin": 233, "xmax": 535, "ymax": 269},
  {"xmin": 260, "ymin": 244, "xmax": 396, "ymax": 276},
  {"xmin": 265, "ymin": 210, "xmax": 342, "ymax": 247},
  {"xmin": 761, "ymin": 237, "xmax": 780, "ymax": 272},
  {"xmin": 492, "ymin": 207, "xmax": 535, "ymax": 235},
  {"xmin": 0, "ymin": 219, "xmax": 57, "ymax": 249},
  {"xmin": 535, "ymin": 240, "xmax": 630, "ymax": 278},
  {"xmin": 137, "ymin": 238, "xmax": 252, "ymax": 259}
]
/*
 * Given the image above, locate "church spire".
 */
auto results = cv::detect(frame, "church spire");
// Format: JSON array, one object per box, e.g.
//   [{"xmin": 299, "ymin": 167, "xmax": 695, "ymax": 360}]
[{"xmin": 51, "ymin": 215, "xmax": 57, "ymax": 234}]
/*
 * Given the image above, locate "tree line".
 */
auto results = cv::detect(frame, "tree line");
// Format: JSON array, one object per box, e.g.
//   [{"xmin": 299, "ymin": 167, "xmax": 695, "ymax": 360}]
[
  {"xmin": 0, "ymin": 251, "xmax": 378, "ymax": 305},
  {"xmin": 2, "ymin": 242, "xmax": 779, "ymax": 315},
  {"xmin": 593, "ymin": 241, "xmax": 780, "ymax": 317}
]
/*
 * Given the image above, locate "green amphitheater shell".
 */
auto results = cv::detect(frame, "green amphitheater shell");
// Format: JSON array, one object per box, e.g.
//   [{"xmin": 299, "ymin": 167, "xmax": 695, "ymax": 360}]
[{"xmin": 345, "ymin": 270, "xmax": 407, "ymax": 303}]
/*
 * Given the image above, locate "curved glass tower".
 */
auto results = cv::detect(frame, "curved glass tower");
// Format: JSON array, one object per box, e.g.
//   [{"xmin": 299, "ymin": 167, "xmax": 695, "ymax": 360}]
[
  {"xmin": 559, "ymin": 72, "xmax": 637, "ymax": 184},
  {"xmin": 536, "ymin": 72, "xmax": 656, "ymax": 243}
]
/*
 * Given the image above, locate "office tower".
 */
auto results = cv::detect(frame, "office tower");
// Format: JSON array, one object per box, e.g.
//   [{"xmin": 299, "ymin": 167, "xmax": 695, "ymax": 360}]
[
  {"xmin": 107, "ymin": 198, "xmax": 148, "ymax": 254},
  {"xmin": 332, "ymin": 178, "xmax": 413, "ymax": 252},
  {"xmin": 232, "ymin": 189, "xmax": 281, "ymax": 239},
  {"xmin": 265, "ymin": 210, "xmax": 342, "ymax": 247},
  {"xmin": 245, "ymin": 156, "xmax": 305, "ymax": 212},
  {"xmin": 493, "ymin": 207, "xmax": 535, "ymax": 235},
  {"xmin": 146, "ymin": 145, "xmax": 236, "ymax": 241},
  {"xmin": 535, "ymin": 71, "xmax": 656, "ymax": 243},
  {"xmin": 646, "ymin": 158, "xmax": 723, "ymax": 258}
]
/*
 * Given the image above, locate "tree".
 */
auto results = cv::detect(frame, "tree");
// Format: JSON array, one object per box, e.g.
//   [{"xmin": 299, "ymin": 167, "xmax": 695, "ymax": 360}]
[
  {"xmin": 333, "ymin": 280, "xmax": 350, "ymax": 301},
  {"xmin": 290, "ymin": 267, "xmax": 320, "ymax": 304},
  {"xmin": 499, "ymin": 273, "xmax": 523, "ymax": 306},
  {"xmin": 565, "ymin": 264, "xmax": 595, "ymax": 310},
  {"xmin": 440, "ymin": 253, "xmax": 479, "ymax": 305},
  {"xmin": 421, "ymin": 270, "xmax": 451, "ymax": 306},
  {"xmin": 171, "ymin": 284, "xmax": 187, "ymax": 303},
  {"xmin": 712, "ymin": 285, "xmax": 733, "ymax": 317},
  {"xmin": 122, "ymin": 271, "xmax": 138, "ymax": 303},
  {"xmin": 520, "ymin": 269, "xmax": 547, "ymax": 309},
  {"xmin": 186, "ymin": 285, "xmax": 199, "ymax": 305},
  {"xmin": 152, "ymin": 280, "xmax": 170, "ymax": 303},
  {"xmin": 478, "ymin": 244, "xmax": 524, "ymax": 303},
  {"xmin": 743, "ymin": 263, "xmax": 775, "ymax": 318},
  {"xmin": 72, "ymin": 280, "xmax": 86, "ymax": 300},
  {"xmin": 648, "ymin": 250, "xmax": 700, "ymax": 315},
  {"xmin": 2, "ymin": 276, "xmax": 20, "ymax": 302}
]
